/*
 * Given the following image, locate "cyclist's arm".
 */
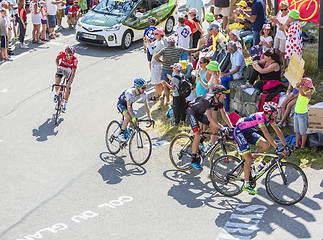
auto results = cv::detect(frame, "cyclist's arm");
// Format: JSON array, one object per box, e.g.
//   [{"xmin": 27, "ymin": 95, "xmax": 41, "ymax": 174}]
[
  {"xmin": 219, "ymin": 108, "xmax": 234, "ymax": 128},
  {"xmin": 272, "ymin": 124, "xmax": 287, "ymax": 147},
  {"xmin": 127, "ymin": 102, "xmax": 136, "ymax": 119},
  {"xmin": 206, "ymin": 109, "xmax": 222, "ymax": 129},
  {"xmin": 144, "ymin": 102, "xmax": 152, "ymax": 120},
  {"xmin": 260, "ymin": 126, "xmax": 278, "ymax": 149},
  {"xmin": 69, "ymin": 68, "xmax": 77, "ymax": 82}
]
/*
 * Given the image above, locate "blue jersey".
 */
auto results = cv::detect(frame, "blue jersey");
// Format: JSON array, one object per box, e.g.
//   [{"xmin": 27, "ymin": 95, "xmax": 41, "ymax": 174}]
[{"xmin": 144, "ymin": 26, "xmax": 157, "ymax": 53}]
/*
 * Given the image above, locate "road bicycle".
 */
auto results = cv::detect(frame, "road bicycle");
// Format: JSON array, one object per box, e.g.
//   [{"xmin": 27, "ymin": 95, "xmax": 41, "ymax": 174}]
[
  {"xmin": 210, "ymin": 150, "xmax": 308, "ymax": 205},
  {"xmin": 169, "ymin": 131, "xmax": 240, "ymax": 171},
  {"xmin": 51, "ymin": 77, "xmax": 67, "ymax": 125},
  {"xmin": 105, "ymin": 118, "xmax": 154, "ymax": 165}
]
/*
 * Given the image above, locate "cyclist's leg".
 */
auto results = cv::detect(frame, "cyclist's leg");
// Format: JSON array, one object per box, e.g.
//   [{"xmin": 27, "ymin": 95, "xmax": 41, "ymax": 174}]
[
  {"xmin": 251, "ymin": 133, "xmax": 269, "ymax": 159},
  {"xmin": 54, "ymin": 74, "xmax": 63, "ymax": 93},
  {"xmin": 64, "ymin": 81, "xmax": 72, "ymax": 101},
  {"xmin": 187, "ymin": 108, "xmax": 202, "ymax": 167}
]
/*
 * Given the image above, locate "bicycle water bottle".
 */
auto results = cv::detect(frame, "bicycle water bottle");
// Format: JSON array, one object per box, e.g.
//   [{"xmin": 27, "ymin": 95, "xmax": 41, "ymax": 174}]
[
  {"xmin": 257, "ymin": 161, "xmax": 266, "ymax": 172},
  {"xmin": 251, "ymin": 165, "xmax": 258, "ymax": 175},
  {"xmin": 199, "ymin": 143, "xmax": 205, "ymax": 152}
]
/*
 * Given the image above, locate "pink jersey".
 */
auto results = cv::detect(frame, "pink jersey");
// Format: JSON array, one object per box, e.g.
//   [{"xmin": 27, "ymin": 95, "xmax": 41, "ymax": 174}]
[{"xmin": 238, "ymin": 112, "xmax": 276, "ymax": 131}]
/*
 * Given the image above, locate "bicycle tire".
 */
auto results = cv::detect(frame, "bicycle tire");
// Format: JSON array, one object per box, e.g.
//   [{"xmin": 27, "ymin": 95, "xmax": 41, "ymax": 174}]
[
  {"xmin": 210, "ymin": 155, "xmax": 244, "ymax": 197},
  {"xmin": 265, "ymin": 162, "xmax": 308, "ymax": 205},
  {"xmin": 129, "ymin": 129, "xmax": 152, "ymax": 165},
  {"xmin": 169, "ymin": 133, "xmax": 193, "ymax": 171},
  {"xmin": 54, "ymin": 94, "xmax": 61, "ymax": 125},
  {"xmin": 105, "ymin": 120, "xmax": 121, "ymax": 155},
  {"xmin": 209, "ymin": 141, "xmax": 240, "ymax": 169}
]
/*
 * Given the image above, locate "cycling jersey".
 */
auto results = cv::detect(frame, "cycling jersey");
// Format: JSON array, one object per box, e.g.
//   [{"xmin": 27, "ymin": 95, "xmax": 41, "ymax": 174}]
[
  {"xmin": 237, "ymin": 112, "xmax": 276, "ymax": 131},
  {"xmin": 57, "ymin": 52, "xmax": 78, "ymax": 69},
  {"xmin": 117, "ymin": 88, "xmax": 147, "ymax": 115}
]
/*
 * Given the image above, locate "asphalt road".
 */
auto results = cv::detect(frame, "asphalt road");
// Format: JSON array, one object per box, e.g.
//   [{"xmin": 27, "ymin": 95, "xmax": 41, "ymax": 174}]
[{"xmin": 1, "ymin": 1, "xmax": 323, "ymax": 240}]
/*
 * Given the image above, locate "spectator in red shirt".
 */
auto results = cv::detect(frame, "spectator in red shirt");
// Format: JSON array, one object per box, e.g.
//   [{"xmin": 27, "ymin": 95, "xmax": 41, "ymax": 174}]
[{"xmin": 67, "ymin": 0, "xmax": 80, "ymax": 29}]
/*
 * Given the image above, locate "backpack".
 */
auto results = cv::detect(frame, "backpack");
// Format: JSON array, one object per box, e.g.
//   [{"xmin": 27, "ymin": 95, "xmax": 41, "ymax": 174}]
[{"xmin": 174, "ymin": 75, "xmax": 191, "ymax": 98}]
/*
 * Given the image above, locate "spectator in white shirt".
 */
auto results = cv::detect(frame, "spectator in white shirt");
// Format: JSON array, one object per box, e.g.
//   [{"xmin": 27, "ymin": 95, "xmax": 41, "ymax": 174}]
[{"xmin": 175, "ymin": 16, "xmax": 192, "ymax": 61}]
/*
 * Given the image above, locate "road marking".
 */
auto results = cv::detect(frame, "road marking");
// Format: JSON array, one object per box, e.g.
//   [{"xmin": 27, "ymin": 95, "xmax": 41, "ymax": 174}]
[
  {"xmin": 216, "ymin": 204, "xmax": 267, "ymax": 240},
  {"xmin": 152, "ymin": 140, "xmax": 170, "ymax": 148},
  {"xmin": 15, "ymin": 196, "xmax": 133, "ymax": 240}
]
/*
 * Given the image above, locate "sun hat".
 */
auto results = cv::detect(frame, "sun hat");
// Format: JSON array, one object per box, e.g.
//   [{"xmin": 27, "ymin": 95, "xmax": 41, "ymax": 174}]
[
  {"xmin": 171, "ymin": 63, "xmax": 183, "ymax": 71},
  {"xmin": 153, "ymin": 27, "xmax": 165, "ymax": 36},
  {"xmin": 288, "ymin": 9, "xmax": 300, "ymax": 20},
  {"xmin": 262, "ymin": 23, "xmax": 271, "ymax": 29},
  {"xmin": 179, "ymin": 60, "xmax": 188, "ymax": 69},
  {"xmin": 236, "ymin": 1, "xmax": 247, "ymax": 7},
  {"xmin": 206, "ymin": 61, "xmax": 220, "ymax": 72},
  {"xmin": 301, "ymin": 77, "xmax": 313, "ymax": 88},
  {"xmin": 205, "ymin": 13, "xmax": 215, "ymax": 22},
  {"xmin": 167, "ymin": 35, "xmax": 176, "ymax": 42},
  {"xmin": 231, "ymin": 29, "xmax": 241, "ymax": 40},
  {"xmin": 189, "ymin": 8, "xmax": 198, "ymax": 14}
]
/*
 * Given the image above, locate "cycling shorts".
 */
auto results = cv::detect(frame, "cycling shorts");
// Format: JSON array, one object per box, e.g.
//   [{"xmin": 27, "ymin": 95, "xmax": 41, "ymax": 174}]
[
  {"xmin": 117, "ymin": 99, "xmax": 134, "ymax": 116},
  {"xmin": 187, "ymin": 107, "xmax": 210, "ymax": 133},
  {"xmin": 234, "ymin": 127, "xmax": 264, "ymax": 155},
  {"xmin": 55, "ymin": 66, "xmax": 72, "ymax": 82}
]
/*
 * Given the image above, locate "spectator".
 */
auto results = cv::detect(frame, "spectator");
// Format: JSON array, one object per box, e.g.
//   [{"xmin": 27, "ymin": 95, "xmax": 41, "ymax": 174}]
[
  {"xmin": 40, "ymin": 0, "xmax": 49, "ymax": 41},
  {"xmin": 0, "ymin": 8, "xmax": 12, "ymax": 61},
  {"xmin": 259, "ymin": 23, "xmax": 273, "ymax": 54},
  {"xmin": 175, "ymin": 16, "xmax": 192, "ymax": 61},
  {"xmin": 196, "ymin": 13, "xmax": 215, "ymax": 50},
  {"xmin": 294, "ymin": 78, "xmax": 315, "ymax": 150},
  {"xmin": 31, "ymin": 0, "xmax": 41, "ymax": 43},
  {"xmin": 271, "ymin": 1, "xmax": 289, "ymax": 74},
  {"xmin": 195, "ymin": 56, "xmax": 210, "ymax": 97},
  {"xmin": 229, "ymin": 29, "xmax": 242, "ymax": 53},
  {"xmin": 180, "ymin": 60, "xmax": 194, "ymax": 84},
  {"xmin": 221, "ymin": 41, "xmax": 246, "ymax": 111},
  {"xmin": 161, "ymin": 63, "xmax": 186, "ymax": 126},
  {"xmin": 143, "ymin": 17, "xmax": 157, "ymax": 71},
  {"xmin": 145, "ymin": 27, "xmax": 166, "ymax": 101},
  {"xmin": 45, "ymin": 0, "xmax": 61, "ymax": 39},
  {"xmin": 186, "ymin": 0, "xmax": 205, "ymax": 22},
  {"xmin": 237, "ymin": 0, "xmax": 267, "ymax": 46},
  {"xmin": 17, "ymin": 0, "xmax": 28, "ymax": 48},
  {"xmin": 154, "ymin": 35, "xmax": 202, "ymax": 104},
  {"xmin": 7, "ymin": 0, "xmax": 18, "ymax": 41},
  {"xmin": 183, "ymin": 12, "xmax": 195, "ymax": 62},
  {"xmin": 238, "ymin": 1, "xmax": 253, "ymax": 39},
  {"xmin": 278, "ymin": 83, "xmax": 298, "ymax": 127},
  {"xmin": 189, "ymin": 8, "xmax": 203, "ymax": 48},
  {"xmin": 213, "ymin": 0, "xmax": 231, "ymax": 30},
  {"xmin": 1, "ymin": 2, "xmax": 12, "ymax": 48},
  {"xmin": 206, "ymin": 61, "xmax": 221, "ymax": 91},
  {"xmin": 226, "ymin": 1, "xmax": 247, "ymax": 33},
  {"xmin": 67, "ymin": 0, "xmax": 80, "ymax": 29},
  {"xmin": 207, "ymin": 22, "xmax": 226, "ymax": 55},
  {"xmin": 56, "ymin": 0, "xmax": 65, "ymax": 31}
]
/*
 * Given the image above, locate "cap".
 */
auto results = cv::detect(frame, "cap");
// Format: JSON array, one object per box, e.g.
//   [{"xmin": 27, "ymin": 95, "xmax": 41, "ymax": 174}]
[
  {"xmin": 236, "ymin": 1, "xmax": 247, "ymax": 7},
  {"xmin": 170, "ymin": 63, "xmax": 183, "ymax": 71},
  {"xmin": 206, "ymin": 61, "xmax": 220, "ymax": 72},
  {"xmin": 179, "ymin": 60, "xmax": 188, "ymax": 69},
  {"xmin": 231, "ymin": 29, "xmax": 241, "ymax": 40},
  {"xmin": 208, "ymin": 22, "xmax": 220, "ymax": 31},
  {"xmin": 189, "ymin": 8, "xmax": 198, "ymax": 14},
  {"xmin": 288, "ymin": 9, "xmax": 300, "ymax": 20},
  {"xmin": 153, "ymin": 27, "xmax": 165, "ymax": 36},
  {"xmin": 301, "ymin": 77, "xmax": 313, "ymax": 88},
  {"xmin": 73, "ymin": 0, "xmax": 78, "ymax": 2},
  {"xmin": 262, "ymin": 23, "xmax": 271, "ymax": 29},
  {"xmin": 167, "ymin": 35, "xmax": 176, "ymax": 43},
  {"xmin": 205, "ymin": 13, "xmax": 215, "ymax": 22}
]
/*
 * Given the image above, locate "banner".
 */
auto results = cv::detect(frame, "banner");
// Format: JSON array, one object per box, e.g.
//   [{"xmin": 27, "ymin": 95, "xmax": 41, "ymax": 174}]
[{"xmin": 278, "ymin": 0, "xmax": 320, "ymax": 23}]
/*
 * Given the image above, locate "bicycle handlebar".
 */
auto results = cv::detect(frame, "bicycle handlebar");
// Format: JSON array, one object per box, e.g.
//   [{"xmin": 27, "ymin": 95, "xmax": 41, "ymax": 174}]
[
  {"xmin": 52, "ymin": 84, "xmax": 66, "ymax": 91},
  {"xmin": 130, "ymin": 119, "xmax": 155, "ymax": 129}
]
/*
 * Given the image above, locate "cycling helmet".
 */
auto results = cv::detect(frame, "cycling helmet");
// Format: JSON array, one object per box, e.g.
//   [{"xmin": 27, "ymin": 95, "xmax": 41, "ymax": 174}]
[
  {"xmin": 134, "ymin": 78, "xmax": 147, "ymax": 88},
  {"xmin": 65, "ymin": 46, "xmax": 76, "ymax": 55},
  {"xmin": 212, "ymin": 85, "xmax": 230, "ymax": 95},
  {"xmin": 263, "ymin": 102, "xmax": 280, "ymax": 113}
]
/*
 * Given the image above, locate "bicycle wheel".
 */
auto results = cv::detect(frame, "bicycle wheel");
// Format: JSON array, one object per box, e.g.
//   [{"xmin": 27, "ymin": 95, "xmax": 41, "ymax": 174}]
[
  {"xmin": 210, "ymin": 155, "xmax": 244, "ymax": 197},
  {"xmin": 265, "ymin": 162, "xmax": 308, "ymax": 205},
  {"xmin": 54, "ymin": 95, "xmax": 61, "ymax": 125},
  {"xmin": 209, "ymin": 141, "xmax": 240, "ymax": 169},
  {"xmin": 129, "ymin": 129, "xmax": 152, "ymax": 165},
  {"xmin": 169, "ymin": 133, "xmax": 193, "ymax": 171},
  {"xmin": 105, "ymin": 120, "xmax": 121, "ymax": 155}
]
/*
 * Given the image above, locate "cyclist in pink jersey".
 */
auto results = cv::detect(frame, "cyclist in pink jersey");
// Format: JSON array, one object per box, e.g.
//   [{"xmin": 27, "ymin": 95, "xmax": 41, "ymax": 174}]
[{"xmin": 234, "ymin": 102, "xmax": 288, "ymax": 195}]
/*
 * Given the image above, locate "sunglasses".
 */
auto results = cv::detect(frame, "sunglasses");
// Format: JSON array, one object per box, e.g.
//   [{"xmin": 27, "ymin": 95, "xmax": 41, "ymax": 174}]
[
  {"xmin": 281, "ymin": 8, "xmax": 288, "ymax": 11},
  {"xmin": 140, "ymin": 87, "xmax": 146, "ymax": 90},
  {"xmin": 200, "ymin": 61, "xmax": 206, "ymax": 64},
  {"xmin": 154, "ymin": 33, "xmax": 159, "ymax": 35},
  {"xmin": 67, "ymin": 54, "xmax": 74, "ymax": 56}
]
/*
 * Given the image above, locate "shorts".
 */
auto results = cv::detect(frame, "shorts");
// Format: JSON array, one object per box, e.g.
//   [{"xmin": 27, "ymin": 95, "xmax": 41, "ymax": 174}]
[
  {"xmin": 0, "ymin": 35, "xmax": 8, "ymax": 48},
  {"xmin": 234, "ymin": 127, "xmax": 264, "ymax": 155},
  {"xmin": 57, "ymin": 9, "xmax": 65, "ymax": 19},
  {"xmin": 187, "ymin": 107, "xmax": 210, "ymax": 133},
  {"xmin": 161, "ymin": 69, "xmax": 173, "ymax": 83},
  {"xmin": 47, "ymin": 14, "xmax": 57, "ymax": 28},
  {"xmin": 274, "ymin": 37, "xmax": 286, "ymax": 52},
  {"xmin": 55, "ymin": 66, "xmax": 72, "ymax": 80},
  {"xmin": 294, "ymin": 112, "xmax": 308, "ymax": 135},
  {"xmin": 147, "ymin": 51, "xmax": 152, "ymax": 62},
  {"xmin": 117, "ymin": 99, "xmax": 133, "ymax": 116},
  {"xmin": 41, "ymin": 19, "xmax": 47, "ymax": 25},
  {"xmin": 67, "ymin": 16, "xmax": 78, "ymax": 25},
  {"xmin": 213, "ymin": 7, "xmax": 230, "ymax": 16}
]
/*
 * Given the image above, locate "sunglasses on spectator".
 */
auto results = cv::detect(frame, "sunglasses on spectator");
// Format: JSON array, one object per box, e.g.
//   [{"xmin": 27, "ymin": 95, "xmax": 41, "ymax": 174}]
[
  {"xmin": 154, "ymin": 33, "xmax": 159, "ymax": 35},
  {"xmin": 280, "ymin": 8, "xmax": 288, "ymax": 11}
]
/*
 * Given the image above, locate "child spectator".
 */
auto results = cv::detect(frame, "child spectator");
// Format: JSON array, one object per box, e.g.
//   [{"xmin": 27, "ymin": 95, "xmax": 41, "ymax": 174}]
[
  {"xmin": 0, "ymin": 8, "xmax": 12, "ymax": 61},
  {"xmin": 294, "ymin": 78, "xmax": 315, "ymax": 150},
  {"xmin": 17, "ymin": 0, "xmax": 28, "ymax": 48},
  {"xmin": 189, "ymin": 8, "xmax": 203, "ymax": 48},
  {"xmin": 278, "ymin": 83, "xmax": 298, "ymax": 127},
  {"xmin": 259, "ymin": 24, "xmax": 273, "ymax": 54},
  {"xmin": 40, "ymin": 0, "xmax": 49, "ymax": 41},
  {"xmin": 175, "ymin": 16, "xmax": 192, "ymax": 61},
  {"xmin": 143, "ymin": 17, "xmax": 157, "ymax": 71},
  {"xmin": 67, "ymin": 0, "xmax": 80, "ymax": 29},
  {"xmin": 161, "ymin": 63, "xmax": 186, "ymax": 126}
]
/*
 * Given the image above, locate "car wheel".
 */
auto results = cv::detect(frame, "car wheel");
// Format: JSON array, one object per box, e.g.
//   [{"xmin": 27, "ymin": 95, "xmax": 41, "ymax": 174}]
[
  {"xmin": 165, "ymin": 17, "xmax": 174, "ymax": 34},
  {"xmin": 121, "ymin": 30, "xmax": 132, "ymax": 49}
]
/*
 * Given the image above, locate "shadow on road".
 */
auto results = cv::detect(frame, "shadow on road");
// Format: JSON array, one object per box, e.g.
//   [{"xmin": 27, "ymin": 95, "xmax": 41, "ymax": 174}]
[
  {"xmin": 313, "ymin": 179, "xmax": 323, "ymax": 200},
  {"xmin": 32, "ymin": 117, "xmax": 62, "ymax": 141},
  {"xmin": 98, "ymin": 152, "xmax": 146, "ymax": 185}
]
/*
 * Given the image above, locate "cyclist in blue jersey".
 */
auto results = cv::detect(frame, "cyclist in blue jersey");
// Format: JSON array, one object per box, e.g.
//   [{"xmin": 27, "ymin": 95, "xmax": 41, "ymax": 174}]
[
  {"xmin": 117, "ymin": 78, "xmax": 152, "ymax": 141},
  {"xmin": 234, "ymin": 102, "xmax": 288, "ymax": 195}
]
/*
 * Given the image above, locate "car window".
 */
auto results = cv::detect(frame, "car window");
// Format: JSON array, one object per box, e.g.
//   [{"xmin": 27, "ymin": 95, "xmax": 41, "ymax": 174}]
[
  {"xmin": 93, "ymin": 0, "xmax": 136, "ymax": 16},
  {"xmin": 148, "ymin": 0, "xmax": 168, "ymax": 9},
  {"xmin": 136, "ymin": 0, "xmax": 149, "ymax": 13}
]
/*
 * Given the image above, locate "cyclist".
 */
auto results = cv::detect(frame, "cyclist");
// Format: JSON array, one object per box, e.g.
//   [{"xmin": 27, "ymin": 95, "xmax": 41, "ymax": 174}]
[
  {"xmin": 187, "ymin": 85, "xmax": 234, "ymax": 171},
  {"xmin": 53, "ymin": 46, "xmax": 78, "ymax": 113},
  {"xmin": 234, "ymin": 102, "xmax": 288, "ymax": 195},
  {"xmin": 117, "ymin": 78, "xmax": 153, "ymax": 141}
]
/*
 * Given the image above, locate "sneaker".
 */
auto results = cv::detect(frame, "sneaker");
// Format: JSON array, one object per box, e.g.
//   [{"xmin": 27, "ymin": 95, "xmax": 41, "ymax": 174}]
[
  {"xmin": 54, "ymin": 95, "xmax": 58, "ymax": 103},
  {"xmin": 191, "ymin": 162, "xmax": 203, "ymax": 171},
  {"xmin": 5, "ymin": 58, "xmax": 13, "ymax": 61},
  {"xmin": 62, "ymin": 105, "xmax": 67, "ymax": 113},
  {"xmin": 242, "ymin": 185, "xmax": 258, "ymax": 195},
  {"xmin": 118, "ymin": 133, "xmax": 126, "ymax": 142},
  {"xmin": 241, "ymin": 82, "xmax": 253, "ymax": 89},
  {"xmin": 21, "ymin": 44, "xmax": 29, "ymax": 49}
]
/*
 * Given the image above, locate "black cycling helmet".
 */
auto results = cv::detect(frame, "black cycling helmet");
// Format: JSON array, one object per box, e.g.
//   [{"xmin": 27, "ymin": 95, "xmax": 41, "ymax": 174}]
[
  {"xmin": 263, "ymin": 102, "xmax": 280, "ymax": 113},
  {"xmin": 212, "ymin": 85, "xmax": 230, "ymax": 95}
]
